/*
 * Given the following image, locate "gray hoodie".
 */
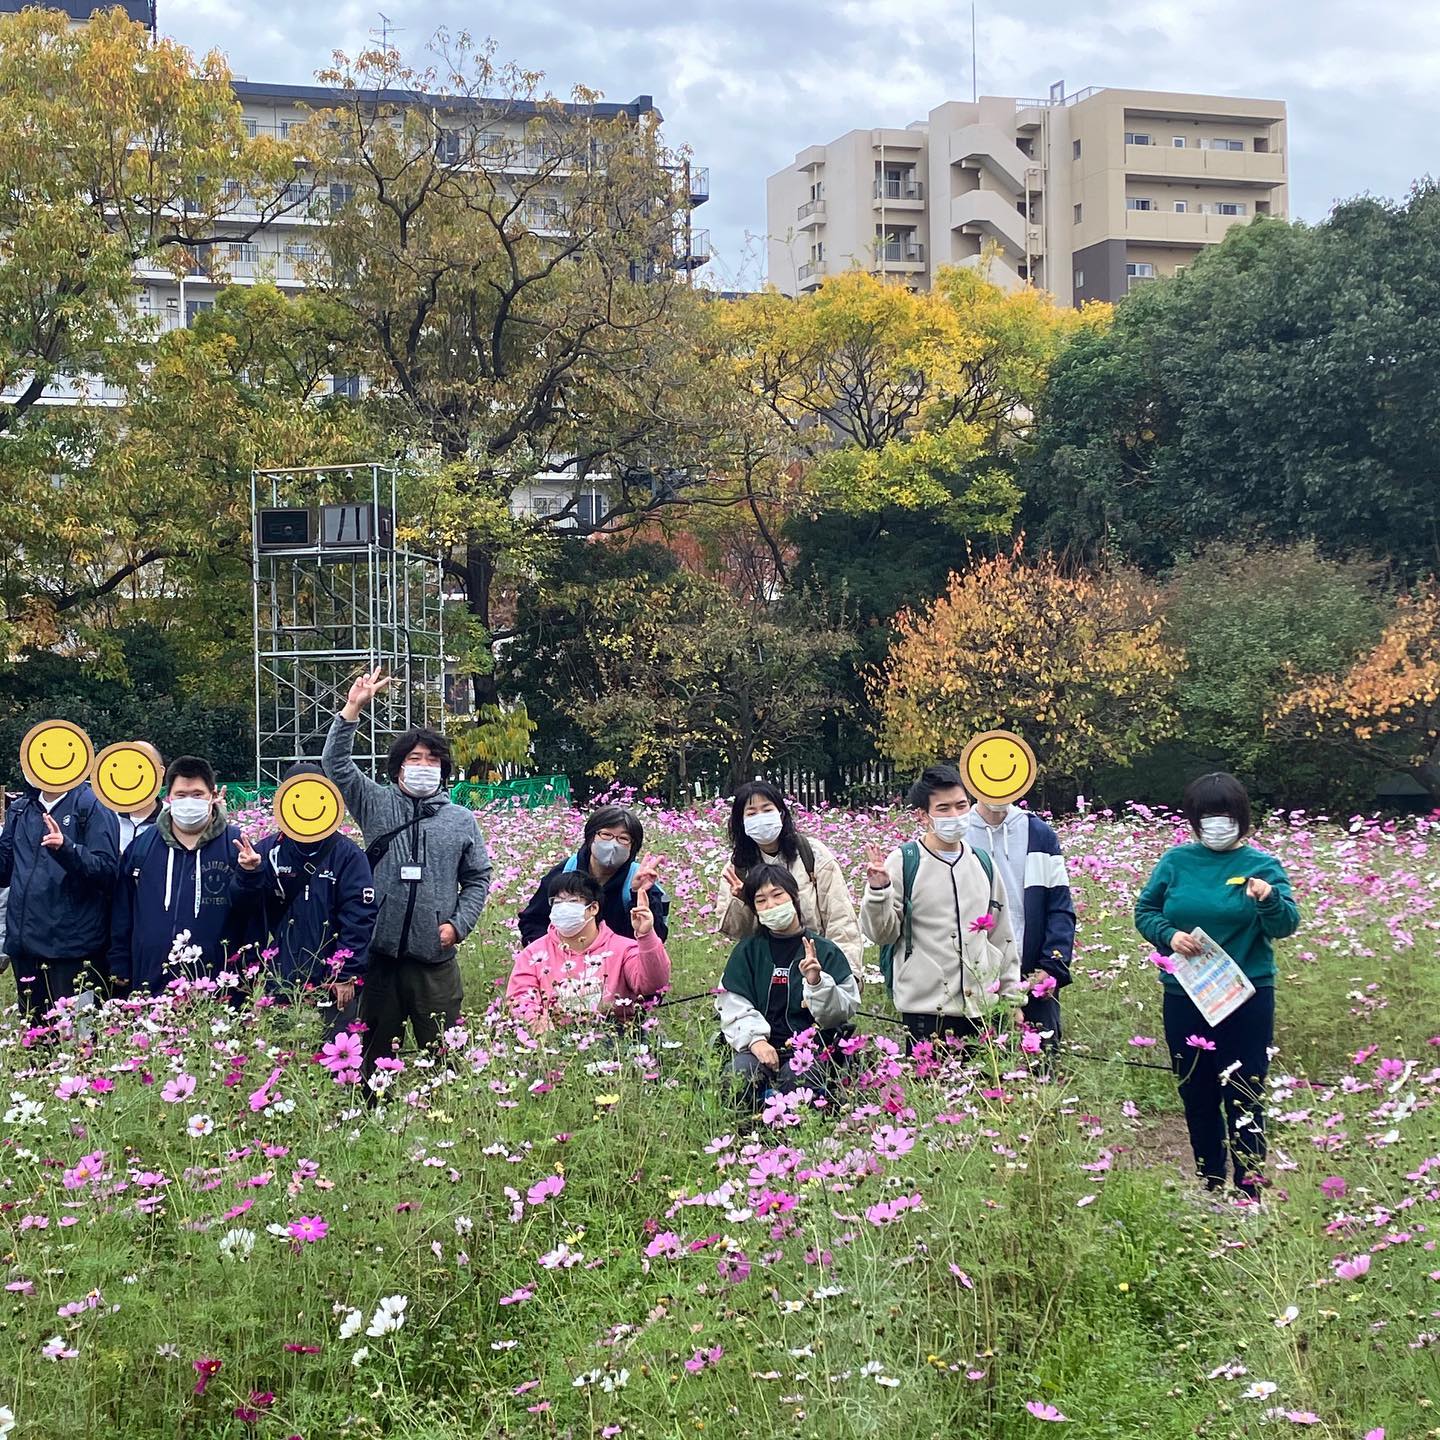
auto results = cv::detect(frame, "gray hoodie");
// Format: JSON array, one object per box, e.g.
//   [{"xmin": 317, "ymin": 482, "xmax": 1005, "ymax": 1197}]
[{"xmin": 322, "ymin": 714, "xmax": 492, "ymax": 965}]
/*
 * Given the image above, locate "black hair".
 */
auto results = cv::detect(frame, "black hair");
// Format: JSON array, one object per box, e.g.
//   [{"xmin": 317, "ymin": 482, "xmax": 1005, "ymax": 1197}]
[
  {"xmin": 547, "ymin": 869, "xmax": 604, "ymax": 906},
  {"xmin": 728, "ymin": 781, "xmax": 801, "ymax": 873},
  {"xmin": 386, "ymin": 728, "xmax": 452, "ymax": 784},
  {"xmin": 741, "ymin": 862, "xmax": 800, "ymax": 923},
  {"xmin": 906, "ymin": 764, "xmax": 969, "ymax": 813},
  {"xmin": 1182, "ymin": 772, "xmax": 1252, "ymax": 837},
  {"xmin": 582, "ymin": 805, "xmax": 644, "ymax": 855},
  {"xmin": 165, "ymin": 755, "xmax": 217, "ymax": 791},
  {"xmin": 283, "ymin": 760, "xmax": 325, "ymax": 781}
]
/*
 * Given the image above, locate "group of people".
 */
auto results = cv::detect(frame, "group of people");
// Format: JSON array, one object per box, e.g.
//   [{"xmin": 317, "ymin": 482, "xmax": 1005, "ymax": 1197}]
[{"xmin": 0, "ymin": 667, "xmax": 1300, "ymax": 1198}]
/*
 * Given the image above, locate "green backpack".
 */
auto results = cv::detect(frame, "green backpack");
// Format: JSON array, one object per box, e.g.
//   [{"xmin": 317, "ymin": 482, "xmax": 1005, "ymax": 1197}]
[{"xmin": 877, "ymin": 840, "xmax": 996, "ymax": 1000}]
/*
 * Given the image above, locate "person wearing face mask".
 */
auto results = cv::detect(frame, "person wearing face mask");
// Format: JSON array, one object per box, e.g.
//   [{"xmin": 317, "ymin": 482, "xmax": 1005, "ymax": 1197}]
[
  {"xmin": 516, "ymin": 805, "xmax": 668, "ymax": 947},
  {"xmin": 716, "ymin": 782, "xmax": 862, "ymax": 973},
  {"xmin": 861, "ymin": 764, "xmax": 1022, "ymax": 1049},
  {"xmin": 1135, "ymin": 772, "xmax": 1300, "ymax": 1200},
  {"xmin": 323, "ymin": 667, "xmax": 492, "ymax": 1078},
  {"xmin": 717, "ymin": 863, "xmax": 860, "ymax": 1110},
  {"xmin": 107, "ymin": 756, "xmax": 257, "ymax": 993},
  {"xmin": 963, "ymin": 792, "xmax": 1075, "ymax": 1051},
  {"xmin": 506, "ymin": 870, "xmax": 671, "ymax": 1031}
]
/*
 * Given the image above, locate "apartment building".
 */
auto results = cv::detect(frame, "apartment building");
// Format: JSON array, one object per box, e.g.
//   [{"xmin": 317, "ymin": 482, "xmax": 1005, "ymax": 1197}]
[{"xmin": 767, "ymin": 84, "xmax": 1288, "ymax": 305}]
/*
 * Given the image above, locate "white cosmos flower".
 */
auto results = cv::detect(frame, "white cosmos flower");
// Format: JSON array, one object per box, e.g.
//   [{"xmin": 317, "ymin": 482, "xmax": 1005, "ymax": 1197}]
[
  {"xmin": 337, "ymin": 1308, "xmax": 363, "ymax": 1340},
  {"xmin": 366, "ymin": 1294, "xmax": 408, "ymax": 1337},
  {"xmin": 218, "ymin": 1228, "xmax": 256, "ymax": 1262},
  {"xmin": 186, "ymin": 1114, "xmax": 214, "ymax": 1137}
]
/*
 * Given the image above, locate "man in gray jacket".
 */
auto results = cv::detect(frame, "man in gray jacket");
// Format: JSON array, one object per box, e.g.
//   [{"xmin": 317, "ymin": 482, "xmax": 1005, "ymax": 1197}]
[{"xmin": 323, "ymin": 667, "xmax": 492, "ymax": 1078}]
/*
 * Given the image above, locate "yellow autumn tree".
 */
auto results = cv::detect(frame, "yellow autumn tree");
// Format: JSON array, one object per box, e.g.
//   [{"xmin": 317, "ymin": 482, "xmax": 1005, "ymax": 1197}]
[
  {"xmin": 1273, "ymin": 582, "xmax": 1440, "ymax": 799},
  {"xmin": 873, "ymin": 546, "xmax": 1179, "ymax": 786}
]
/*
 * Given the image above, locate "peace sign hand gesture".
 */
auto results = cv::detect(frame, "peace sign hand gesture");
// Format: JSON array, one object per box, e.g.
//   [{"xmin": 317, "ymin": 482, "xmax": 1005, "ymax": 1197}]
[
  {"xmin": 631, "ymin": 883, "xmax": 655, "ymax": 939},
  {"xmin": 865, "ymin": 844, "xmax": 892, "ymax": 891},
  {"xmin": 343, "ymin": 665, "xmax": 391, "ymax": 720},
  {"xmin": 798, "ymin": 936, "xmax": 822, "ymax": 987},
  {"xmin": 722, "ymin": 862, "xmax": 745, "ymax": 899},
  {"xmin": 234, "ymin": 833, "xmax": 262, "ymax": 872},
  {"xmin": 40, "ymin": 813, "xmax": 64, "ymax": 850}
]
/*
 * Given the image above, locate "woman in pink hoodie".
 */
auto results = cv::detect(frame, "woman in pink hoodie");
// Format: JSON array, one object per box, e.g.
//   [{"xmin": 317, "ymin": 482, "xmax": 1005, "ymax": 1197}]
[{"xmin": 505, "ymin": 870, "xmax": 671, "ymax": 1030}]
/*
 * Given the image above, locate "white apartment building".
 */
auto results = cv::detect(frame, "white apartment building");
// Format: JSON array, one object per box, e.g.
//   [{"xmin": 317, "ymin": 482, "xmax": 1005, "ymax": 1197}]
[{"xmin": 768, "ymin": 84, "xmax": 1288, "ymax": 305}]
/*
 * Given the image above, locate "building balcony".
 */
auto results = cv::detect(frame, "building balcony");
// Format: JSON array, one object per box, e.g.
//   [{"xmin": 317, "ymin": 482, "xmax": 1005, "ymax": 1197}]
[
  {"xmin": 796, "ymin": 198, "xmax": 826, "ymax": 227},
  {"xmin": 949, "ymin": 189, "xmax": 1027, "ymax": 258},
  {"xmin": 874, "ymin": 239, "xmax": 925, "ymax": 269},
  {"xmin": 674, "ymin": 229, "xmax": 711, "ymax": 270},
  {"xmin": 949, "ymin": 123, "xmax": 1035, "ymax": 195},
  {"xmin": 1123, "ymin": 209, "xmax": 1252, "ymax": 246},
  {"xmin": 797, "ymin": 258, "xmax": 827, "ymax": 288},
  {"xmin": 1123, "ymin": 143, "xmax": 1285, "ymax": 188},
  {"xmin": 873, "ymin": 179, "xmax": 924, "ymax": 206},
  {"xmin": 688, "ymin": 165, "xmax": 710, "ymax": 205}
]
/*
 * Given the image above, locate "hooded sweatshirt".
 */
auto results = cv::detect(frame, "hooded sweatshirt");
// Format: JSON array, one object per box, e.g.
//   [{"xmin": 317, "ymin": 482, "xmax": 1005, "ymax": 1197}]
[
  {"xmin": 0, "ymin": 784, "xmax": 119, "ymax": 962},
  {"xmin": 964, "ymin": 808, "xmax": 1076, "ymax": 986},
  {"xmin": 717, "ymin": 929, "xmax": 860, "ymax": 1053},
  {"xmin": 322, "ymin": 714, "xmax": 491, "ymax": 965},
  {"xmin": 232, "ymin": 832, "xmax": 376, "ymax": 990},
  {"xmin": 506, "ymin": 920, "xmax": 671, "ymax": 1025},
  {"xmin": 107, "ymin": 805, "xmax": 256, "ymax": 990},
  {"xmin": 860, "ymin": 840, "xmax": 1022, "ymax": 1019}
]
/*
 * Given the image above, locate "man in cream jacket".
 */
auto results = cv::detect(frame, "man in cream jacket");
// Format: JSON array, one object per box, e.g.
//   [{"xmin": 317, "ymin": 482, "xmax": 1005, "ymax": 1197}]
[{"xmin": 861, "ymin": 763, "xmax": 1022, "ymax": 1047}]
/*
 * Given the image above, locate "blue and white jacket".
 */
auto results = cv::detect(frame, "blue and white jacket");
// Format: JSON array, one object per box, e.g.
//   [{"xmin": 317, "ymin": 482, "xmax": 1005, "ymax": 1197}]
[{"xmin": 964, "ymin": 808, "xmax": 1075, "ymax": 988}]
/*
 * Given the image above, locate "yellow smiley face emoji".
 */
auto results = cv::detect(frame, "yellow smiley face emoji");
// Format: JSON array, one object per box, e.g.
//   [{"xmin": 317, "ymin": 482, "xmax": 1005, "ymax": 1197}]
[
  {"xmin": 19, "ymin": 719, "xmax": 95, "ymax": 795},
  {"xmin": 92, "ymin": 741, "xmax": 164, "ymax": 815},
  {"xmin": 273, "ymin": 771, "xmax": 345, "ymax": 843},
  {"xmin": 959, "ymin": 730, "xmax": 1039, "ymax": 806}
]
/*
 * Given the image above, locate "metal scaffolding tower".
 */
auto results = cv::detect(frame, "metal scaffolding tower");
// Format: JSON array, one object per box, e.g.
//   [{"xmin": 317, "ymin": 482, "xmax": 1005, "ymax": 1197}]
[{"xmin": 250, "ymin": 463, "xmax": 446, "ymax": 786}]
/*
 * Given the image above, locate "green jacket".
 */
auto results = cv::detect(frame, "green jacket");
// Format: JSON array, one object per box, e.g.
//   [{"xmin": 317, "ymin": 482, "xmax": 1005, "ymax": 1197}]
[{"xmin": 716, "ymin": 929, "xmax": 860, "ymax": 1052}]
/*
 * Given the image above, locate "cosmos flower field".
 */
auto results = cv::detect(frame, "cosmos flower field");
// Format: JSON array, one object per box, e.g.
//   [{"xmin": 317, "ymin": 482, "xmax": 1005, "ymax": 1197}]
[{"xmin": 3, "ymin": 798, "xmax": 1438, "ymax": 1439}]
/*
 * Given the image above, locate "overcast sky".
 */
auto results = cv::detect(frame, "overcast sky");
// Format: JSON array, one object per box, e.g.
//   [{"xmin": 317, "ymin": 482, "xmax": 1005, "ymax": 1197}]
[{"xmin": 164, "ymin": 0, "xmax": 1440, "ymax": 290}]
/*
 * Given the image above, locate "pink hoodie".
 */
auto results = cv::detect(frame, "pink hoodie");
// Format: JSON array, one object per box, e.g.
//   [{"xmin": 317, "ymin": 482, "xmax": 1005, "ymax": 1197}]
[{"xmin": 505, "ymin": 921, "xmax": 671, "ymax": 1025}]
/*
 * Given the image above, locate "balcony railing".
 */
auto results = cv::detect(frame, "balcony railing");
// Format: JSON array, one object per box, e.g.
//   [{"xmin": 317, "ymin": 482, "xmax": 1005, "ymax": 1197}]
[
  {"xmin": 876, "ymin": 240, "xmax": 925, "ymax": 263},
  {"xmin": 797, "ymin": 198, "xmax": 826, "ymax": 220},
  {"xmin": 688, "ymin": 166, "xmax": 709, "ymax": 204},
  {"xmin": 873, "ymin": 180, "xmax": 924, "ymax": 201},
  {"xmin": 674, "ymin": 229, "xmax": 710, "ymax": 269},
  {"xmin": 798, "ymin": 259, "xmax": 825, "ymax": 282}
]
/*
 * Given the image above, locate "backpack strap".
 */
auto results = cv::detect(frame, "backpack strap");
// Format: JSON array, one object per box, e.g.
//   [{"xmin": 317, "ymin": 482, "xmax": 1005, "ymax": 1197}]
[
  {"xmin": 878, "ymin": 840, "xmax": 922, "ymax": 1001},
  {"xmin": 622, "ymin": 860, "xmax": 639, "ymax": 910},
  {"xmin": 795, "ymin": 835, "xmax": 817, "ymax": 885}
]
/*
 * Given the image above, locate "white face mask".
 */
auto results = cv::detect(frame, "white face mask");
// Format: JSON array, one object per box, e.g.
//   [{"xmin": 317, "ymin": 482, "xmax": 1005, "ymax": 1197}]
[
  {"xmin": 743, "ymin": 811, "xmax": 785, "ymax": 845},
  {"xmin": 930, "ymin": 814, "xmax": 968, "ymax": 846},
  {"xmin": 169, "ymin": 796, "xmax": 213, "ymax": 832},
  {"xmin": 1199, "ymin": 816, "xmax": 1242, "ymax": 850},
  {"xmin": 591, "ymin": 837, "xmax": 630, "ymax": 868},
  {"xmin": 550, "ymin": 900, "xmax": 592, "ymax": 937},
  {"xmin": 401, "ymin": 763, "xmax": 443, "ymax": 798},
  {"xmin": 757, "ymin": 900, "xmax": 797, "ymax": 932}
]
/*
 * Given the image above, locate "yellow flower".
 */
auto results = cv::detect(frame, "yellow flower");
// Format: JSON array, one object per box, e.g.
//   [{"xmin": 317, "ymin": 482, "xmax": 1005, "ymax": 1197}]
[{"xmin": 594, "ymin": 1093, "xmax": 620, "ymax": 1108}]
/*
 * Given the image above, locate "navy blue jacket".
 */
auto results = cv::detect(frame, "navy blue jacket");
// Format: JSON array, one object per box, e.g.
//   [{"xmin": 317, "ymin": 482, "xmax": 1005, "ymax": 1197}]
[
  {"xmin": 232, "ymin": 833, "xmax": 376, "ymax": 990},
  {"xmin": 107, "ymin": 813, "xmax": 258, "ymax": 991},
  {"xmin": 0, "ymin": 785, "xmax": 119, "ymax": 962}
]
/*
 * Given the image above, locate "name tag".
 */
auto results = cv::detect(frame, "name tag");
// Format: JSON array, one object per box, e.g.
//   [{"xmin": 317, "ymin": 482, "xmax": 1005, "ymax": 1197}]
[{"xmin": 400, "ymin": 864, "xmax": 423, "ymax": 883}]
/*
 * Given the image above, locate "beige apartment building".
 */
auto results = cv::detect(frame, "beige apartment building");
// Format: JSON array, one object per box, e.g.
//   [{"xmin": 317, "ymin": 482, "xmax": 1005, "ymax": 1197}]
[{"xmin": 767, "ymin": 84, "xmax": 1288, "ymax": 305}]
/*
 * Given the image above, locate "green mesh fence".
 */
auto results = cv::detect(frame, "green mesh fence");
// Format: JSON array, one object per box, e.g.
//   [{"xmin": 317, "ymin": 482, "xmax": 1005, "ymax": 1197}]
[{"xmin": 224, "ymin": 776, "xmax": 570, "ymax": 812}]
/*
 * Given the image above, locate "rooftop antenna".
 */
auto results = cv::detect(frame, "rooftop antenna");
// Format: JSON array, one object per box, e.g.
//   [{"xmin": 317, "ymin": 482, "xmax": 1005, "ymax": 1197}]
[{"xmin": 373, "ymin": 12, "xmax": 403, "ymax": 54}]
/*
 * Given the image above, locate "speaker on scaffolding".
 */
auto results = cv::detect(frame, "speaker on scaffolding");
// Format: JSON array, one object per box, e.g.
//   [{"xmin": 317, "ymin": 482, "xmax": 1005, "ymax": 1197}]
[
  {"xmin": 318, "ymin": 501, "xmax": 395, "ymax": 551},
  {"xmin": 257, "ymin": 507, "xmax": 316, "ymax": 550}
]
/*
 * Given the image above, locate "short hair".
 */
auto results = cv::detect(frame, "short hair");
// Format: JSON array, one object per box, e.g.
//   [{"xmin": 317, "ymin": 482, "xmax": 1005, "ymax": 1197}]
[
  {"xmin": 386, "ymin": 728, "xmax": 452, "ymax": 784},
  {"xmin": 165, "ymin": 755, "xmax": 216, "ymax": 791},
  {"xmin": 906, "ymin": 764, "xmax": 969, "ymax": 813},
  {"xmin": 741, "ymin": 862, "xmax": 800, "ymax": 916},
  {"xmin": 282, "ymin": 760, "xmax": 325, "ymax": 781},
  {"xmin": 547, "ymin": 869, "xmax": 604, "ymax": 906},
  {"xmin": 583, "ymin": 805, "xmax": 644, "ymax": 854},
  {"xmin": 1181, "ymin": 772, "xmax": 1252, "ymax": 836}
]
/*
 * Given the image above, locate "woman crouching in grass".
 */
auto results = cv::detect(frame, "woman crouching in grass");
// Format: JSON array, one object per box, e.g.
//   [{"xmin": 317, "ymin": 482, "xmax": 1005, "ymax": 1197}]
[
  {"xmin": 505, "ymin": 870, "xmax": 671, "ymax": 1033},
  {"xmin": 716, "ymin": 863, "xmax": 860, "ymax": 1111}
]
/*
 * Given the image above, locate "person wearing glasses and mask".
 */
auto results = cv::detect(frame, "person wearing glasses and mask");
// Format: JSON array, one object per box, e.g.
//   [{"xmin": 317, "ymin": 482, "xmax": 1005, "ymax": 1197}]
[
  {"xmin": 323, "ymin": 668, "xmax": 492, "ymax": 1076},
  {"xmin": 517, "ymin": 804, "xmax": 668, "ymax": 946}
]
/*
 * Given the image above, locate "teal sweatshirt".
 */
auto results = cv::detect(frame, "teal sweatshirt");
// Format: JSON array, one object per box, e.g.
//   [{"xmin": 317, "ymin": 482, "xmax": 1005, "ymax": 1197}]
[{"xmin": 1134, "ymin": 842, "xmax": 1299, "ymax": 993}]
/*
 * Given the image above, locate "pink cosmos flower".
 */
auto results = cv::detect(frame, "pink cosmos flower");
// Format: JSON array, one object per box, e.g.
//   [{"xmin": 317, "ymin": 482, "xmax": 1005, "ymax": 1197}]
[
  {"xmin": 684, "ymin": 1344, "xmax": 723, "ymax": 1373},
  {"xmin": 1029, "ymin": 972, "xmax": 1058, "ymax": 999},
  {"xmin": 1128, "ymin": 1036, "xmax": 1157, "ymax": 1048},
  {"xmin": 1320, "ymin": 1176, "xmax": 1347, "ymax": 1199},
  {"xmin": 193, "ymin": 1356, "xmax": 222, "ymax": 1395},
  {"xmin": 1025, "ymin": 1400, "xmax": 1068, "ymax": 1422},
  {"xmin": 948, "ymin": 1264, "xmax": 974, "ymax": 1289},
  {"xmin": 1333, "ymin": 1254, "xmax": 1370, "ymax": 1281},
  {"xmin": 716, "ymin": 1254, "xmax": 750, "ymax": 1284},
  {"xmin": 1186, "ymin": 1035, "xmax": 1217, "ymax": 1052},
  {"xmin": 1374, "ymin": 1057, "xmax": 1404, "ymax": 1083},
  {"xmin": 161, "ymin": 1073, "xmax": 197, "ymax": 1104},
  {"xmin": 871, "ymin": 1124, "xmax": 916, "ymax": 1159},
  {"xmin": 967, "ymin": 913, "xmax": 996, "ymax": 934},
  {"xmin": 1149, "ymin": 952, "xmax": 1176, "ymax": 975},
  {"xmin": 287, "ymin": 1216, "xmax": 328, "ymax": 1244},
  {"xmin": 643, "ymin": 1231, "xmax": 683, "ymax": 1259},
  {"xmin": 319, "ymin": 1032, "xmax": 363, "ymax": 1074},
  {"xmin": 1020, "ymin": 1030, "xmax": 1043, "ymax": 1055},
  {"xmin": 526, "ymin": 1175, "xmax": 565, "ymax": 1205}
]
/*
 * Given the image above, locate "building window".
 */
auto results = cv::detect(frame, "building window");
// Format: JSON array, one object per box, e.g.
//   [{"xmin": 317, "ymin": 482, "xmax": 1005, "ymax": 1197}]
[
  {"xmin": 1125, "ymin": 198, "xmax": 1154, "ymax": 211},
  {"xmin": 1126, "ymin": 263, "xmax": 1155, "ymax": 277},
  {"xmin": 243, "ymin": 118, "xmax": 258, "ymax": 138},
  {"xmin": 226, "ymin": 242, "xmax": 260, "ymax": 264},
  {"xmin": 1073, "ymin": 203, "xmax": 1082, "ymax": 223},
  {"xmin": 331, "ymin": 374, "xmax": 360, "ymax": 399},
  {"xmin": 1073, "ymin": 269, "xmax": 1085, "ymax": 289},
  {"xmin": 329, "ymin": 183, "xmax": 355, "ymax": 209},
  {"xmin": 810, "ymin": 240, "xmax": 824, "ymax": 262},
  {"xmin": 1172, "ymin": 136, "xmax": 1187, "ymax": 148},
  {"xmin": 279, "ymin": 120, "xmax": 298, "ymax": 139},
  {"xmin": 576, "ymin": 492, "xmax": 608, "ymax": 528},
  {"xmin": 1072, "ymin": 139, "xmax": 1081, "ymax": 159},
  {"xmin": 809, "ymin": 179, "xmax": 824, "ymax": 203},
  {"xmin": 436, "ymin": 129, "xmax": 462, "ymax": 164},
  {"xmin": 1174, "ymin": 201, "xmax": 1188, "ymax": 213},
  {"xmin": 1216, "ymin": 202, "xmax": 1246, "ymax": 216},
  {"xmin": 1208, "ymin": 138, "xmax": 1244, "ymax": 152},
  {"xmin": 184, "ymin": 299, "xmax": 214, "ymax": 326},
  {"xmin": 1124, "ymin": 131, "xmax": 1153, "ymax": 146}
]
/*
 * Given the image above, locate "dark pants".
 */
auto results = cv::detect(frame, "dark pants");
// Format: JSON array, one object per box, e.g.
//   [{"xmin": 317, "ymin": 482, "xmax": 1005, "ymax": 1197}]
[
  {"xmin": 12, "ymin": 953, "xmax": 100, "ymax": 1020},
  {"xmin": 1163, "ymin": 987, "xmax": 1275, "ymax": 1195},
  {"xmin": 731, "ymin": 1040, "xmax": 849, "ymax": 1112},
  {"xmin": 902, "ymin": 1013, "xmax": 982, "ymax": 1053},
  {"xmin": 360, "ymin": 954, "xmax": 463, "ymax": 1077},
  {"xmin": 1021, "ymin": 993, "xmax": 1063, "ymax": 1051},
  {"xmin": 270, "ymin": 988, "xmax": 361, "ymax": 1045}
]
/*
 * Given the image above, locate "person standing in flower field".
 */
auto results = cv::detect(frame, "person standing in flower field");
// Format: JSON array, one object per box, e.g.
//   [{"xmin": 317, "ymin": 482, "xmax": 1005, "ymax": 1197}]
[
  {"xmin": 716, "ymin": 781, "xmax": 862, "ymax": 975},
  {"xmin": 323, "ymin": 667, "xmax": 492, "ymax": 1076},
  {"xmin": 1134, "ymin": 772, "xmax": 1300, "ymax": 1199},
  {"xmin": 231, "ymin": 762, "xmax": 377, "ymax": 1040},
  {"xmin": 717, "ymin": 863, "xmax": 860, "ymax": 1110},
  {"xmin": 517, "ymin": 804, "xmax": 668, "ymax": 946},
  {"xmin": 860, "ymin": 764, "xmax": 1021, "ymax": 1048},
  {"xmin": 963, "ymin": 791, "xmax": 1075, "ymax": 1050},
  {"xmin": 506, "ymin": 869, "xmax": 671, "ymax": 1031}
]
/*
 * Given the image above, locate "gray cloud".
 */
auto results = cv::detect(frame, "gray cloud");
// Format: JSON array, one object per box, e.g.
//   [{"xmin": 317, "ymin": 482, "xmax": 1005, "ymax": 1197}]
[{"xmin": 162, "ymin": 0, "xmax": 1440, "ymax": 289}]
